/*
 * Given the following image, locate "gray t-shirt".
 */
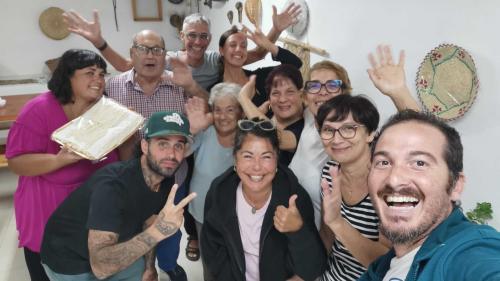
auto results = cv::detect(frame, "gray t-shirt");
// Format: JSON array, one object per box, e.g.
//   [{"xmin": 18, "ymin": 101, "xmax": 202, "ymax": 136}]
[
  {"xmin": 166, "ymin": 50, "xmax": 220, "ymax": 90},
  {"xmin": 188, "ymin": 126, "xmax": 234, "ymax": 222}
]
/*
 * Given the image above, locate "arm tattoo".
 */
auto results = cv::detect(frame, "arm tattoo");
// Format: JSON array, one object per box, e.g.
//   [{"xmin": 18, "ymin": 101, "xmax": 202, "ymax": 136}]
[
  {"xmin": 88, "ymin": 229, "xmax": 158, "ymax": 279},
  {"xmin": 154, "ymin": 212, "xmax": 178, "ymax": 236}
]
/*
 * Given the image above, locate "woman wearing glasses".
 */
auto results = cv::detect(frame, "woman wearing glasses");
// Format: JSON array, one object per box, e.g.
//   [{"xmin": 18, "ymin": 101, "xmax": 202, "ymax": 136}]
[
  {"xmin": 201, "ymin": 118, "xmax": 326, "ymax": 281},
  {"xmin": 218, "ymin": 25, "xmax": 302, "ymax": 107},
  {"xmin": 311, "ymin": 46, "xmax": 419, "ymax": 281},
  {"xmin": 316, "ymin": 95, "xmax": 390, "ymax": 281}
]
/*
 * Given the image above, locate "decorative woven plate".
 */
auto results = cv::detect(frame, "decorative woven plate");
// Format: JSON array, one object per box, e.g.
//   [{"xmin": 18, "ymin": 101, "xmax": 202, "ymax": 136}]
[
  {"xmin": 285, "ymin": 0, "xmax": 309, "ymax": 39},
  {"xmin": 39, "ymin": 7, "xmax": 70, "ymax": 40},
  {"xmin": 416, "ymin": 44, "xmax": 479, "ymax": 121},
  {"xmin": 52, "ymin": 97, "xmax": 145, "ymax": 160},
  {"xmin": 244, "ymin": 0, "xmax": 261, "ymax": 25}
]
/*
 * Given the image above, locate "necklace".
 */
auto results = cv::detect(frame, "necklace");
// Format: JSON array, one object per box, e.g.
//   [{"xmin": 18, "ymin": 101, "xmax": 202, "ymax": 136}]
[
  {"xmin": 242, "ymin": 190, "xmax": 258, "ymax": 214},
  {"xmin": 241, "ymin": 189, "xmax": 272, "ymax": 215}
]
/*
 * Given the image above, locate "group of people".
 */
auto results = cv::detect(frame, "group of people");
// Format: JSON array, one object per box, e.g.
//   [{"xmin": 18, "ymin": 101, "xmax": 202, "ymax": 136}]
[{"xmin": 5, "ymin": 4, "xmax": 500, "ymax": 281}]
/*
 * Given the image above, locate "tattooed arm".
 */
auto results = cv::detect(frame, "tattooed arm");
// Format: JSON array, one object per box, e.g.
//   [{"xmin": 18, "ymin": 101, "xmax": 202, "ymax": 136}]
[{"xmin": 88, "ymin": 184, "xmax": 196, "ymax": 279}]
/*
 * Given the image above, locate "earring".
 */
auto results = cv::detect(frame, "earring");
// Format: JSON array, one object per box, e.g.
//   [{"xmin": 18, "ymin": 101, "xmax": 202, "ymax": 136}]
[
  {"xmin": 275, "ymin": 168, "xmax": 278, "ymax": 173},
  {"xmin": 233, "ymin": 165, "xmax": 237, "ymax": 172}
]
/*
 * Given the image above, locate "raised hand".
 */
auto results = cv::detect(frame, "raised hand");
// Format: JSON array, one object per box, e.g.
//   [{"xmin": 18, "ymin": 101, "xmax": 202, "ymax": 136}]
[
  {"xmin": 272, "ymin": 3, "xmax": 301, "ymax": 32},
  {"xmin": 274, "ymin": 194, "xmax": 304, "ymax": 233},
  {"xmin": 367, "ymin": 45, "xmax": 408, "ymax": 97},
  {"xmin": 165, "ymin": 56, "xmax": 195, "ymax": 88},
  {"xmin": 63, "ymin": 10, "xmax": 104, "ymax": 47},
  {"xmin": 243, "ymin": 25, "xmax": 278, "ymax": 55},
  {"xmin": 238, "ymin": 75, "xmax": 257, "ymax": 102},
  {"xmin": 321, "ymin": 165, "xmax": 343, "ymax": 229},
  {"xmin": 185, "ymin": 96, "xmax": 213, "ymax": 134},
  {"xmin": 152, "ymin": 184, "xmax": 196, "ymax": 240}
]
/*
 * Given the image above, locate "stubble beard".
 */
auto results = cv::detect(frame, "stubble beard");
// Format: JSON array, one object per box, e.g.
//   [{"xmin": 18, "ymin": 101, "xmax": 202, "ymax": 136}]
[{"xmin": 146, "ymin": 152, "xmax": 179, "ymax": 178}]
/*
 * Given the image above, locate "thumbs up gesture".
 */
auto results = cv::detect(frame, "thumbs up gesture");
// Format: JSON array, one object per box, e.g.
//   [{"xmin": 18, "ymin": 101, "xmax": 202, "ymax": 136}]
[{"xmin": 274, "ymin": 194, "xmax": 303, "ymax": 233}]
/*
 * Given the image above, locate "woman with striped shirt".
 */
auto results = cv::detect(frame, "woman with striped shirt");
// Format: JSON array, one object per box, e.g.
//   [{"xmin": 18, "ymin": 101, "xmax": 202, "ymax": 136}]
[{"xmin": 317, "ymin": 95, "xmax": 389, "ymax": 280}]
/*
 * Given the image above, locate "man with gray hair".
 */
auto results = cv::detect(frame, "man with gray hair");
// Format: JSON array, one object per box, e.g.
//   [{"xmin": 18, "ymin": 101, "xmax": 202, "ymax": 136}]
[
  {"xmin": 63, "ymin": 5, "xmax": 301, "ymax": 90},
  {"xmin": 358, "ymin": 110, "xmax": 500, "ymax": 281}
]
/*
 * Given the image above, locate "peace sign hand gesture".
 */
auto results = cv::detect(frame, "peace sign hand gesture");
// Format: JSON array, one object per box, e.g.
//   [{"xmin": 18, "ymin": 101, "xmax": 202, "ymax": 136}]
[{"xmin": 150, "ymin": 184, "xmax": 196, "ymax": 240}]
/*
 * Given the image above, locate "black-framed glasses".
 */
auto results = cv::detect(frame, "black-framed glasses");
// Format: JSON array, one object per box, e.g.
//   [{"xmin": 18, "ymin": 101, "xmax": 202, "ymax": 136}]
[
  {"xmin": 185, "ymin": 32, "xmax": 210, "ymax": 41},
  {"xmin": 238, "ymin": 119, "xmax": 276, "ymax": 131},
  {"xmin": 133, "ymin": 44, "xmax": 165, "ymax": 56},
  {"xmin": 319, "ymin": 124, "xmax": 364, "ymax": 140},
  {"xmin": 305, "ymin": 79, "xmax": 343, "ymax": 94}
]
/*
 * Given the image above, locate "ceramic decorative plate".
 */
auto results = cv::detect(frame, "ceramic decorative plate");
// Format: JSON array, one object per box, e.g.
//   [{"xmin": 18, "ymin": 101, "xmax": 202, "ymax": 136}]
[
  {"xmin": 284, "ymin": 0, "xmax": 309, "ymax": 39},
  {"xmin": 39, "ymin": 7, "xmax": 70, "ymax": 40},
  {"xmin": 416, "ymin": 44, "xmax": 479, "ymax": 121}
]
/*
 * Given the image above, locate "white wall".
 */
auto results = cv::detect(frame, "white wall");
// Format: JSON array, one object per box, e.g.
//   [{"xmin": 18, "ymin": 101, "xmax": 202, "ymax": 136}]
[
  {"xmin": 1, "ymin": 0, "xmax": 499, "ymax": 227},
  {"xmin": 201, "ymin": 0, "xmax": 500, "ymax": 228},
  {"xmin": 0, "ymin": 0, "xmax": 191, "ymax": 77}
]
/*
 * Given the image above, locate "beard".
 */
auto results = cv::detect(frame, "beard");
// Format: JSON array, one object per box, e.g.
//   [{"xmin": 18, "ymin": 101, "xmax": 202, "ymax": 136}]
[
  {"xmin": 378, "ymin": 183, "xmax": 454, "ymax": 246},
  {"xmin": 146, "ymin": 150, "xmax": 180, "ymax": 177}
]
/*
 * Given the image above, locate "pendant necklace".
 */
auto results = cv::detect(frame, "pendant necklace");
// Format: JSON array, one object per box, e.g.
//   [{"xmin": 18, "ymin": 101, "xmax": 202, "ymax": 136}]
[{"xmin": 242, "ymin": 190, "xmax": 258, "ymax": 214}]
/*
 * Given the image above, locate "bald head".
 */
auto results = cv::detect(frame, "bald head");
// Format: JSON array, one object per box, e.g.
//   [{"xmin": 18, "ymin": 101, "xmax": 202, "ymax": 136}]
[{"xmin": 132, "ymin": 30, "xmax": 165, "ymax": 48}]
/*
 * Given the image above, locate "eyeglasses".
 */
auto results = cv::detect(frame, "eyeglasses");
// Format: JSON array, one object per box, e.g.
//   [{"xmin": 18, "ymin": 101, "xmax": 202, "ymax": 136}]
[
  {"xmin": 319, "ymin": 124, "xmax": 364, "ymax": 140},
  {"xmin": 305, "ymin": 80, "xmax": 343, "ymax": 94},
  {"xmin": 238, "ymin": 119, "xmax": 276, "ymax": 131},
  {"xmin": 185, "ymin": 32, "xmax": 210, "ymax": 41},
  {"xmin": 133, "ymin": 44, "xmax": 165, "ymax": 56}
]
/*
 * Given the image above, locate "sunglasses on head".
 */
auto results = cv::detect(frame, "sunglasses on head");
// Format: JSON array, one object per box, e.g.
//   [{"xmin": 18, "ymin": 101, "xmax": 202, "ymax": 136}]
[
  {"xmin": 304, "ymin": 79, "xmax": 343, "ymax": 94},
  {"xmin": 237, "ymin": 119, "xmax": 276, "ymax": 131}
]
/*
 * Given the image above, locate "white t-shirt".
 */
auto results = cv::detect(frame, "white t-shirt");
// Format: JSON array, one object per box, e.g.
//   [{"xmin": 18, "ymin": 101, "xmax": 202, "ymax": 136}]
[
  {"xmin": 288, "ymin": 109, "xmax": 329, "ymax": 228},
  {"xmin": 383, "ymin": 246, "xmax": 421, "ymax": 281},
  {"xmin": 236, "ymin": 183, "xmax": 271, "ymax": 281}
]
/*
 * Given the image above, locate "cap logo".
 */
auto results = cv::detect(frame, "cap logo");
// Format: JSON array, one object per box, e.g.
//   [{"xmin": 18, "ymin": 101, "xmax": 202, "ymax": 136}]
[{"xmin": 163, "ymin": 112, "xmax": 184, "ymax": 126}]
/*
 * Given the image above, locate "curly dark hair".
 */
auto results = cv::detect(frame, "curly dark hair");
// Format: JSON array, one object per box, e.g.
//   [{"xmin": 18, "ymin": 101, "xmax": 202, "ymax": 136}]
[
  {"xmin": 372, "ymin": 110, "xmax": 463, "ymax": 189},
  {"xmin": 48, "ymin": 49, "xmax": 107, "ymax": 105}
]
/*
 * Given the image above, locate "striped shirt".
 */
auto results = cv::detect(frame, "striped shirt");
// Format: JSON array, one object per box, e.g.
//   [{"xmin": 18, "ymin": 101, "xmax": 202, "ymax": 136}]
[{"xmin": 320, "ymin": 160, "xmax": 380, "ymax": 281}]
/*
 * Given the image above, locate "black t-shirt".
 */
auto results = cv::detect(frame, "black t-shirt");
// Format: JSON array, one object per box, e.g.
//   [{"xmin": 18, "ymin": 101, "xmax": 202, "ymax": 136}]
[
  {"xmin": 279, "ymin": 118, "xmax": 305, "ymax": 166},
  {"xmin": 41, "ymin": 158, "xmax": 174, "ymax": 275}
]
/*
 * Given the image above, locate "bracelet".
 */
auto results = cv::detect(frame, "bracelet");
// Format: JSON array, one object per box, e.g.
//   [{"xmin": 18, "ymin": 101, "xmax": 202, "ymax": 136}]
[{"xmin": 97, "ymin": 41, "xmax": 108, "ymax": 51}]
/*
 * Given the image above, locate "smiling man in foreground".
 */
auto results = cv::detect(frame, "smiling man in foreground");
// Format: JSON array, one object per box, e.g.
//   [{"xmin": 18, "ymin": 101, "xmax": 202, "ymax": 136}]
[{"xmin": 359, "ymin": 110, "xmax": 500, "ymax": 281}]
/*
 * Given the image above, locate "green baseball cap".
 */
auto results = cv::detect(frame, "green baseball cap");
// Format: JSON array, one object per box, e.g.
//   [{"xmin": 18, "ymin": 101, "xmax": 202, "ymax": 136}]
[{"xmin": 143, "ymin": 111, "xmax": 193, "ymax": 143}]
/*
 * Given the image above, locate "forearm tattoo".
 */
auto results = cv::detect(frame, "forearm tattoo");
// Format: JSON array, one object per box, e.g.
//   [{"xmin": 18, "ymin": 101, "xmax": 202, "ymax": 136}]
[
  {"xmin": 88, "ymin": 230, "xmax": 158, "ymax": 279},
  {"xmin": 154, "ymin": 212, "xmax": 178, "ymax": 236}
]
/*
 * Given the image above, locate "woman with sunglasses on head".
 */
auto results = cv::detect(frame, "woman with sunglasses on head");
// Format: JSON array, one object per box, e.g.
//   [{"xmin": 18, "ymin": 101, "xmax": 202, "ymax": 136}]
[
  {"xmin": 5, "ymin": 49, "xmax": 119, "ymax": 281},
  {"xmin": 238, "ymin": 64, "xmax": 305, "ymax": 165},
  {"xmin": 217, "ymin": 25, "xmax": 302, "ymax": 107},
  {"xmin": 183, "ymin": 83, "xmax": 244, "ymax": 280},
  {"xmin": 201, "ymin": 118, "xmax": 326, "ymax": 281}
]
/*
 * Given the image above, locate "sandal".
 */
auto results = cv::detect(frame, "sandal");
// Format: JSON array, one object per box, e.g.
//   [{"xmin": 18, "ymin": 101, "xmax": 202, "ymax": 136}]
[{"xmin": 185, "ymin": 236, "xmax": 200, "ymax": 261}]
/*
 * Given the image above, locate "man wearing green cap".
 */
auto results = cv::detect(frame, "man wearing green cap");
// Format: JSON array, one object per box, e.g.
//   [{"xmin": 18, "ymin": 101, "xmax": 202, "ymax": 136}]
[{"xmin": 40, "ymin": 111, "xmax": 196, "ymax": 281}]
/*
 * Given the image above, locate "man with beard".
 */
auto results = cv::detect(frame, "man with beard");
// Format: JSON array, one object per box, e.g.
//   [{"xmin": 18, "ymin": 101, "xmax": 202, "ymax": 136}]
[
  {"xmin": 40, "ymin": 111, "xmax": 196, "ymax": 281},
  {"xmin": 359, "ymin": 110, "xmax": 500, "ymax": 281}
]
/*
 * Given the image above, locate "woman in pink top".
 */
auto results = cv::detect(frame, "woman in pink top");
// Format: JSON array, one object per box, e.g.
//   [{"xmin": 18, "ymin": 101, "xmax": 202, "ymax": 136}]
[{"xmin": 6, "ymin": 49, "xmax": 119, "ymax": 281}]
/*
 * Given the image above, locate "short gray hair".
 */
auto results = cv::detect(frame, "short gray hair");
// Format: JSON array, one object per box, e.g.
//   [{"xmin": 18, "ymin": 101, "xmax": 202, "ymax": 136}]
[
  {"xmin": 182, "ymin": 13, "xmax": 211, "ymax": 33},
  {"xmin": 209, "ymin": 82, "xmax": 242, "ymax": 107}
]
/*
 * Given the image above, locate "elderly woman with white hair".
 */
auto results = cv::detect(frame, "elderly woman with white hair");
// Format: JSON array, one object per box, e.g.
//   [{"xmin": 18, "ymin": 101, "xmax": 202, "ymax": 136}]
[{"xmin": 185, "ymin": 82, "xmax": 244, "ymax": 279}]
